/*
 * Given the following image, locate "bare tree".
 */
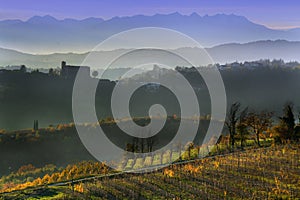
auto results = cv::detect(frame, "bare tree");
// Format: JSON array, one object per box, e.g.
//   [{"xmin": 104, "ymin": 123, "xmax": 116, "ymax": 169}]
[
  {"xmin": 146, "ymin": 129, "xmax": 155, "ymax": 153},
  {"xmin": 246, "ymin": 110, "xmax": 273, "ymax": 147},
  {"xmin": 225, "ymin": 102, "xmax": 241, "ymax": 151},
  {"xmin": 237, "ymin": 107, "xmax": 248, "ymax": 150}
]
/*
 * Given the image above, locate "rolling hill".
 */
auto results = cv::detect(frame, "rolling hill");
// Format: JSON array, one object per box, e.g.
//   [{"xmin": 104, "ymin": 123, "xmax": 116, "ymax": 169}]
[{"xmin": 1, "ymin": 40, "xmax": 300, "ymax": 69}]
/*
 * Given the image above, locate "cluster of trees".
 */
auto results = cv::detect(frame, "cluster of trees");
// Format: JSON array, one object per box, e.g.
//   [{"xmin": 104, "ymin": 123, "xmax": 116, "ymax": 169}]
[
  {"xmin": 0, "ymin": 161, "xmax": 110, "ymax": 193},
  {"xmin": 0, "ymin": 164, "xmax": 58, "ymax": 191},
  {"xmin": 125, "ymin": 135, "xmax": 156, "ymax": 153},
  {"xmin": 225, "ymin": 102, "xmax": 300, "ymax": 151}
]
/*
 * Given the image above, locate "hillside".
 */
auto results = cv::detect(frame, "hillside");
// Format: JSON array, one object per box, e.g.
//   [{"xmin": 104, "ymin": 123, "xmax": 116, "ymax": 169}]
[
  {"xmin": 1, "ymin": 63, "xmax": 300, "ymax": 130},
  {"xmin": 1, "ymin": 145, "xmax": 299, "ymax": 199},
  {"xmin": 1, "ymin": 40, "xmax": 300, "ymax": 69},
  {"xmin": 0, "ymin": 117, "xmax": 213, "ymax": 176}
]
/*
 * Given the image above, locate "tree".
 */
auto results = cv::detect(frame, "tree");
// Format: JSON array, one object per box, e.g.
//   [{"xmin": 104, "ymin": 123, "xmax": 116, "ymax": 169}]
[
  {"xmin": 146, "ymin": 129, "xmax": 156, "ymax": 153},
  {"xmin": 49, "ymin": 68, "xmax": 60, "ymax": 76},
  {"xmin": 42, "ymin": 174, "xmax": 51, "ymax": 184},
  {"xmin": 185, "ymin": 142, "xmax": 194, "ymax": 160},
  {"xmin": 225, "ymin": 102, "xmax": 241, "ymax": 151},
  {"xmin": 245, "ymin": 110, "xmax": 273, "ymax": 147},
  {"xmin": 274, "ymin": 103, "xmax": 296, "ymax": 142},
  {"xmin": 33, "ymin": 120, "xmax": 38, "ymax": 131},
  {"xmin": 20, "ymin": 65, "xmax": 26, "ymax": 73},
  {"xmin": 92, "ymin": 70, "xmax": 99, "ymax": 78},
  {"xmin": 236, "ymin": 107, "xmax": 249, "ymax": 150},
  {"xmin": 280, "ymin": 103, "xmax": 295, "ymax": 140}
]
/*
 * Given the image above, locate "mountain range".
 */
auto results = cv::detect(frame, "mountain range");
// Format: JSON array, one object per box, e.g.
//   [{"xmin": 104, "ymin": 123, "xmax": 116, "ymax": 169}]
[
  {"xmin": 1, "ymin": 40, "xmax": 300, "ymax": 69},
  {"xmin": 1, "ymin": 13, "xmax": 300, "ymax": 53}
]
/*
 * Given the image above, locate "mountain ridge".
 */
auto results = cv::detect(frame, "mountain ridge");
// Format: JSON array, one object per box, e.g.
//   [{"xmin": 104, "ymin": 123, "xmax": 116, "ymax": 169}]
[
  {"xmin": 1, "ymin": 40, "xmax": 300, "ymax": 69},
  {"xmin": 1, "ymin": 13, "xmax": 300, "ymax": 53}
]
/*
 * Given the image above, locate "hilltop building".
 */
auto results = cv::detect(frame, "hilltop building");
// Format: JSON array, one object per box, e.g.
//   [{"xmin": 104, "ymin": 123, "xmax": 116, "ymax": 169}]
[{"xmin": 60, "ymin": 61, "xmax": 90, "ymax": 79}]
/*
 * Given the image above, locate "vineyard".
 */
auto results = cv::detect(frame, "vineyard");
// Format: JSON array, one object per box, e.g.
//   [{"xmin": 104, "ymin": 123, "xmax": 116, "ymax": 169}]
[{"xmin": 1, "ymin": 144, "xmax": 299, "ymax": 199}]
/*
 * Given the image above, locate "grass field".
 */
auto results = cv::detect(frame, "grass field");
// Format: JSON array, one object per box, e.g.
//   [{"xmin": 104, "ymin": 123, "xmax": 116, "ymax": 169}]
[{"xmin": 1, "ymin": 144, "xmax": 299, "ymax": 200}]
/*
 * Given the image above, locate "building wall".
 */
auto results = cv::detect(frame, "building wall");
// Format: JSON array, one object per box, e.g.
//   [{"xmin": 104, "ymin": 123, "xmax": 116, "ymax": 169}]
[{"xmin": 61, "ymin": 61, "xmax": 90, "ymax": 79}]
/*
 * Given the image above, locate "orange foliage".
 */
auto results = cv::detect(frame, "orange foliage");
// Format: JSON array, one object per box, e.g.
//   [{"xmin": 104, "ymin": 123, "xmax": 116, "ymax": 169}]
[
  {"xmin": 163, "ymin": 169, "xmax": 175, "ymax": 177},
  {"xmin": 0, "ymin": 161, "xmax": 109, "ymax": 193},
  {"xmin": 74, "ymin": 183, "xmax": 84, "ymax": 193}
]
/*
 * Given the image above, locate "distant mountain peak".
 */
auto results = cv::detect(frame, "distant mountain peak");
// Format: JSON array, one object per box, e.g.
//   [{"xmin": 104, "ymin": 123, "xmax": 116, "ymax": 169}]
[
  {"xmin": 27, "ymin": 15, "xmax": 58, "ymax": 24},
  {"xmin": 169, "ymin": 12, "xmax": 181, "ymax": 16},
  {"xmin": 81, "ymin": 17, "xmax": 104, "ymax": 22},
  {"xmin": 1, "ymin": 13, "xmax": 300, "ymax": 53},
  {"xmin": 207, "ymin": 13, "xmax": 248, "ymax": 21},
  {"xmin": 190, "ymin": 12, "xmax": 200, "ymax": 17}
]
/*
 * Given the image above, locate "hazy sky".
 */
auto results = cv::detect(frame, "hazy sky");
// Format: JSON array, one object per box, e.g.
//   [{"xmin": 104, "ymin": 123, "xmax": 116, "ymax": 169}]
[{"xmin": 0, "ymin": 0, "xmax": 299, "ymax": 29}]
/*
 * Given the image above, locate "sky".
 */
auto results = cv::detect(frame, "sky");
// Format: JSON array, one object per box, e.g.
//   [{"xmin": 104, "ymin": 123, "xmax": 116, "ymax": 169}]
[{"xmin": 0, "ymin": 0, "xmax": 300, "ymax": 29}]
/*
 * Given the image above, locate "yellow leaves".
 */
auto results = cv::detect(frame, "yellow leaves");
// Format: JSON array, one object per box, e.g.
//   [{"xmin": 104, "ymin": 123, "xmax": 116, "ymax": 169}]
[
  {"xmin": 0, "ymin": 161, "xmax": 110, "ymax": 193},
  {"xmin": 56, "ymin": 123, "xmax": 73, "ymax": 131},
  {"xmin": 194, "ymin": 166, "xmax": 203, "ymax": 173},
  {"xmin": 182, "ymin": 164, "xmax": 203, "ymax": 174},
  {"xmin": 274, "ymin": 176, "xmax": 280, "ymax": 186},
  {"xmin": 32, "ymin": 177, "xmax": 43, "ymax": 185},
  {"xmin": 74, "ymin": 183, "xmax": 84, "ymax": 193},
  {"xmin": 272, "ymin": 176, "xmax": 289, "ymax": 196},
  {"xmin": 56, "ymin": 124, "xmax": 65, "ymax": 131},
  {"xmin": 163, "ymin": 169, "xmax": 175, "ymax": 177},
  {"xmin": 0, "ymin": 182, "xmax": 16, "ymax": 193},
  {"xmin": 50, "ymin": 173, "xmax": 59, "ymax": 182},
  {"xmin": 279, "ymin": 168, "xmax": 288, "ymax": 180},
  {"xmin": 0, "ymin": 180, "xmax": 36, "ymax": 193},
  {"xmin": 213, "ymin": 161, "xmax": 220, "ymax": 169},
  {"xmin": 183, "ymin": 164, "xmax": 194, "ymax": 172},
  {"xmin": 42, "ymin": 174, "xmax": 51, "ymax": 184}
]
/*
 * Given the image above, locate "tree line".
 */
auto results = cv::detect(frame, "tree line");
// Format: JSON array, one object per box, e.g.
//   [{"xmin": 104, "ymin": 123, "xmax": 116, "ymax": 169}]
[{"xmin": 225, "ymin": 102, "xmax": 300, "ymax": 151}]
